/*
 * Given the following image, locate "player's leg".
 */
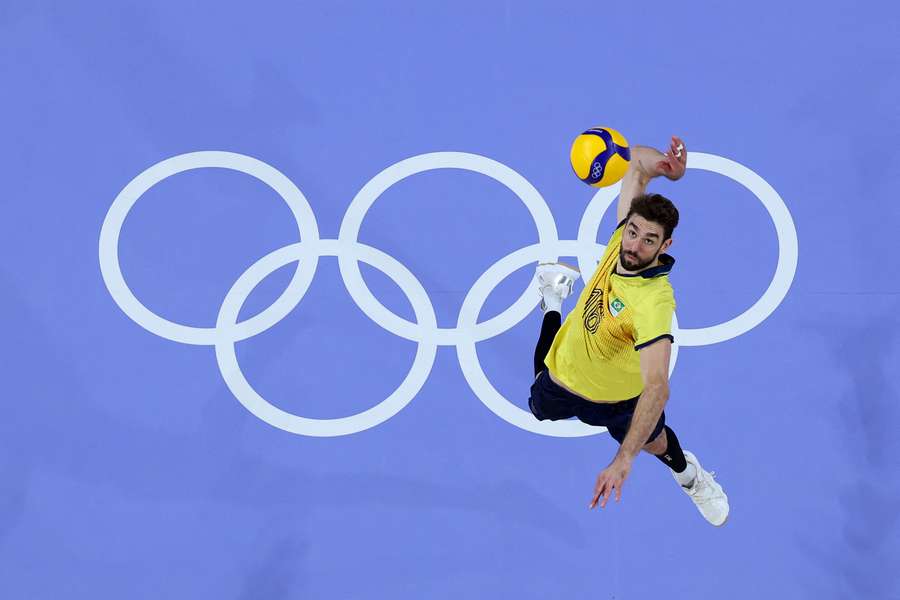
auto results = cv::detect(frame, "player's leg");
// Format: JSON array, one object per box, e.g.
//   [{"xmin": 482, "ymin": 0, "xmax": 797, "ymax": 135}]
[
  {"xmin": 528, "ymin": 263, "xmax": 581, "ymax": 422},
  {"xmin": 644, "ymin": 425, "xmax": 730, "ymax": 526},
  {"xmin": 533, "ymin": 311, "xmax": 561, "ymax": 377},
  {"xmin": 532, "ymin": 263, "xmax": 580, "ymax": 377},
  {"xmin": 643, "ymin": 426, "xmax": 692, "ymax": 481}
]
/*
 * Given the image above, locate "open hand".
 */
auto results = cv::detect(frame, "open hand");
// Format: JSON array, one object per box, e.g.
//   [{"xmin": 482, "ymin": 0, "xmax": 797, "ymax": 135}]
[
  {"xmin": 652, "ymin": 135, "xmax": 688, "ymax": 181},
  {"xmin": 589, "ymin": 456, "xmax": 633, "ymax": 510}
]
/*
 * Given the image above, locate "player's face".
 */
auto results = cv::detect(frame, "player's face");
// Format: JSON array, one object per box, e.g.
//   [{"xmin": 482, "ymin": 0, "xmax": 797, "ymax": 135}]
[{"xmin": 619, "ymin": 215, "xmax": 670, "ymax": 271}]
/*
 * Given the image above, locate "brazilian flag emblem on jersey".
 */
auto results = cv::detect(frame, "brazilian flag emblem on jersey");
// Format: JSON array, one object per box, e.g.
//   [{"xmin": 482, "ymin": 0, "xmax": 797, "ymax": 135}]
[{"xmin": 610, "ymin": 298, "xmax": 626, "ymax": 317}]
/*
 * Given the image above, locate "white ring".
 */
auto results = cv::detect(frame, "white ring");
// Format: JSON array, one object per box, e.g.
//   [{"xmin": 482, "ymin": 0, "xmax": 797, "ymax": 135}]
[
  {"xmin": 671, "ymin": 153, "xmax": 798, "ymax": 345},
  {"xmin": 578, "ymin": 152, "xmax": 798, "ymax": 347},
  {"xmin": 337, "ymin": 152, "xmax": 559, "ymax": 347},
  {"xmin": 215, "ymin": 239, "xmax": 437, "ymax": 436},
  {"xmin": 98, "ymin": 151, "xmax": 320, "ymax": 346},
  {"xmin": 456, "ymin": 243, "xmax": 596, "ymax": 437}
]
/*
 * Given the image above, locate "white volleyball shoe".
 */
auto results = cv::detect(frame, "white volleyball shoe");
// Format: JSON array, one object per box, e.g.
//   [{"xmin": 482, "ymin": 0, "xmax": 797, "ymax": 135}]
[
  {"xmin": 535, "ymin": 263, "xmax": 580, "ymax": 314},
  {"xmin": 676, "ymin": 451, "xmax": 730, "ymax": 527}
]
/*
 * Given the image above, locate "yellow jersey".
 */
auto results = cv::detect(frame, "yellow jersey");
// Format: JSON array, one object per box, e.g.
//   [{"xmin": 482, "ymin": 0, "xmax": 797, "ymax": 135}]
[{"xmin": 544, "ymin": 220, "xmax": 676, "ymax": 402}]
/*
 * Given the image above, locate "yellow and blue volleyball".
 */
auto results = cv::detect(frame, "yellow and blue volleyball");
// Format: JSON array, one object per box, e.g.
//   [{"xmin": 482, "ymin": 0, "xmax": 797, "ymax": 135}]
[{"xmin": 569, "ymin": 126, "xmax": 631, "ymax": 187}]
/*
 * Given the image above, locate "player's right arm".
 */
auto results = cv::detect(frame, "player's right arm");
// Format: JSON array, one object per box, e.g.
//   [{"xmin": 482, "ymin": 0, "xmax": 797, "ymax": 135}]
[{"xmin": 616, "ymin": 136, "xmax": 688, "ymax": 223}]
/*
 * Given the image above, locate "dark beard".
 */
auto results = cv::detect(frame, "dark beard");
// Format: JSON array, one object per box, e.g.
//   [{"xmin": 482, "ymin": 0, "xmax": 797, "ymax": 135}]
[{"xmin": 619, "ymin": 246, "xmax": 659, "ymax": 272}]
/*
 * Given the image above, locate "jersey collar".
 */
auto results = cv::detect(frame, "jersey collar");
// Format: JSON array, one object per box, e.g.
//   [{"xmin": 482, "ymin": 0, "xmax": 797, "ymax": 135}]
[{"xmin": 614, "ymin": 254, "xmax": 675, "ymax": 279}]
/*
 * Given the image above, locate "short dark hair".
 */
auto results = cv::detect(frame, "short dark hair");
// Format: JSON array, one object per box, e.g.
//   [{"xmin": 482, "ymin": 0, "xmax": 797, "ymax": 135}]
[{"xmin": 626, "ymin": 193, "xmax": 679, "ymax": 241}]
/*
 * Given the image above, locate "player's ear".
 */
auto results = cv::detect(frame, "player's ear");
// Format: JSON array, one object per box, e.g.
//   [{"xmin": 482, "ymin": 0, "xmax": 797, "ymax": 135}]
[{"xmin": 661, "ymin": 238, "xmax": 673, "ymax": 253}]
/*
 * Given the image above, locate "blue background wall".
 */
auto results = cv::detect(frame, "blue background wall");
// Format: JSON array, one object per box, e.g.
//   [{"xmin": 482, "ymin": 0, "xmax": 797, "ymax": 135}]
[{"xmin": 2, "ymin": 1, "xmax": 899, "ymax": 598}]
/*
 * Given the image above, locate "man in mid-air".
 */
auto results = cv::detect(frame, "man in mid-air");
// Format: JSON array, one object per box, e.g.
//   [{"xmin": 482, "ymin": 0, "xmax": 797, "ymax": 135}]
[{"xmin": 529, "ymin": 136, "xmax": 729, "ymax": 526}]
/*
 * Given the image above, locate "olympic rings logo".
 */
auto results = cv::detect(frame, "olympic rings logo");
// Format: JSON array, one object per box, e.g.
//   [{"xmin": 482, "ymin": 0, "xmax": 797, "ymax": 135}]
[
  {"xmin": 591, "ymin": 162, "xmax": 604, "ymax": 179},
  {"xmin": 99, "ymin": 151, "xmax": 798, "ymax": 438}
]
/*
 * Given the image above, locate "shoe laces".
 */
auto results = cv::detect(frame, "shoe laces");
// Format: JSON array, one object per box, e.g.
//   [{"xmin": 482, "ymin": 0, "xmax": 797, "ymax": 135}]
[
  {"xmin": 539, "ymin": 282, "xmax": 569, "ymax": 298},
  {"xmin": 686, "ymin": 470, "xmax": 719, "ymax": 502},
  {"xmin": 538, "ymin": 271, "xmax": 574, "ymax": 288}
]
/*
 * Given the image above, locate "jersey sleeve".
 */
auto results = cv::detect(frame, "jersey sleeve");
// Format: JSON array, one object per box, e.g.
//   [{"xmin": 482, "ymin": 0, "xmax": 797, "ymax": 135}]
[{"xmin": 632, "ymin": 292, "xmax": 675, "ymax": 351}]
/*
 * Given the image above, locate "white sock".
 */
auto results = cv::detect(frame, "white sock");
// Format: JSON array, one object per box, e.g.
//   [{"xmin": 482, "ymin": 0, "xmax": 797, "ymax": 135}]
[
  {"xmin": 541, "ymin": 288, "xmax": 562, "ymax": 313},
  {"xmin": 675, "ymin": 462, "xmax": 698, "ymax": 487}
]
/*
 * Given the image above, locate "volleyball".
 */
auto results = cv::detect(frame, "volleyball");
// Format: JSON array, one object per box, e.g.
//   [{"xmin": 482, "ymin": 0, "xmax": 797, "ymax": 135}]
[{"xmin": 569, "ymin": 127, "xmax": 631, "ymax": 187}]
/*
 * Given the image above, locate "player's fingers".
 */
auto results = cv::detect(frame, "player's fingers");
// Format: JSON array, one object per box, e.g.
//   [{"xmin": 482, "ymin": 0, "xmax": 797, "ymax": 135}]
[
  {"xmin": 615, "ymin": 481, "xmax": 623, "ymax": 503},
  {"xmin": 590, "ymin": 479, "xmax": 605, "ymax": 509},
  {"xmin": 673, "ymin": 136, "xmax": 687, "ymax": 161},
  {"xmin": 600, "ymin": 482, "xmax": 613, "ymax": 509}
]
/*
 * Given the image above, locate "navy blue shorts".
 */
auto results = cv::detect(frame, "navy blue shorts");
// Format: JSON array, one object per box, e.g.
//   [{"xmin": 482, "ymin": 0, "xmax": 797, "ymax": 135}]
[{"xmin": 528, "ymin": 370, "xmax": 665, "ymax": 444}]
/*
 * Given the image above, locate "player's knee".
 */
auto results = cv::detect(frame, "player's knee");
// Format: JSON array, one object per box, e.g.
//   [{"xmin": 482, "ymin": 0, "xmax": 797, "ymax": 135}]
[{"xmin": 643, "ymin": 428, "xmax": 667, "ymax": 454}]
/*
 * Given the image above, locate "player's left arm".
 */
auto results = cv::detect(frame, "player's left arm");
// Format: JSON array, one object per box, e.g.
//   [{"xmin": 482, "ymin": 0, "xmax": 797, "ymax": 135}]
[
  {"xmin": 589, "ymin": 338, "xmax": 671, "ymax": 510},
  {"xmin": 619, "ymin": 339, "xmax": 671, "ymax": 460}
]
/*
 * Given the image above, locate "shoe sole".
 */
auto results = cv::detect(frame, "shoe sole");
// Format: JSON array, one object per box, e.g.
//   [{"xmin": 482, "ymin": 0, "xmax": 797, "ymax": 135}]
[
  {"xmin": 536, "ymin": 263, "xmax": 581, "ymax": 284},
  {"xmin": 538, "ymin": 261, "xmax": 580, "ymax": 273}
]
